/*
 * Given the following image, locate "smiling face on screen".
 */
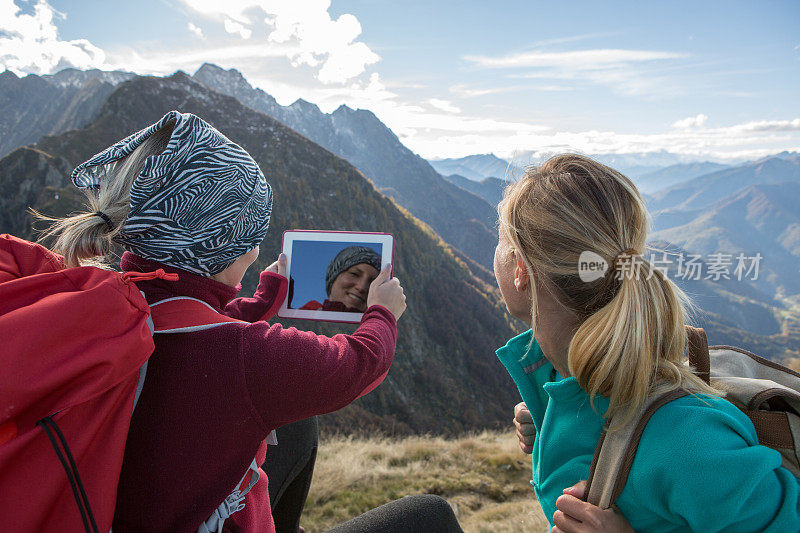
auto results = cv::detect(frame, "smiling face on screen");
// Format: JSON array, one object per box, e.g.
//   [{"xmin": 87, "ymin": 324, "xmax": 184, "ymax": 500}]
[{"xmin": 328, "ymin": 263, "xmax": 380, "ymax": 312}]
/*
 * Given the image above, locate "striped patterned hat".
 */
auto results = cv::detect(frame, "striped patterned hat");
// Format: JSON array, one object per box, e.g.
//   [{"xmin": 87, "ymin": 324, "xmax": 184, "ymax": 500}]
[{"xmin": 71, "ymin": 111, "xmax": 273, "ymax": 275}]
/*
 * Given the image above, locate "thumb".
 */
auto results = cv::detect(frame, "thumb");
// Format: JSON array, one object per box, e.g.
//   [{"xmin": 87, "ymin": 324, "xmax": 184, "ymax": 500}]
[
  {"xmin": 278, "ymin": 253, "xmax": 287, "ymax": 277},
  {"xmin": 562, "ymin": 480, "xmax": 587, "ymax": 499},
  {"xmin": 371, "ymin": 263, "xmax": 392, "ymax": 287}
]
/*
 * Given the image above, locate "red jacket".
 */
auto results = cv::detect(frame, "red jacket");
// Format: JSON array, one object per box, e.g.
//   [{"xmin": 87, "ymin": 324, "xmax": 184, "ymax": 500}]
[
  {"xmin": 113, "ymin": 252, "xmax": 397, "ymax": 532},
  {"xmin": 299, "ymin": 299, "xmax": 354, "ymax": 312}
]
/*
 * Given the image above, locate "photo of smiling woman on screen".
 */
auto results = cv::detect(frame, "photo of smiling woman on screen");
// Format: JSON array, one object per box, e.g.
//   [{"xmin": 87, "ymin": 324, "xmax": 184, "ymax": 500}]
[{"xmin": 292, "ymin": 245, "xmax": 382, "ymax": 313}]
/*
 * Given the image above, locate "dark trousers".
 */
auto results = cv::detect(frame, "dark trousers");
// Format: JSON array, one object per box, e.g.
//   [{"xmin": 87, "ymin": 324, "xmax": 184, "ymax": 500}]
[
  {"xmin": 326, "ymin": 494, "xmax": 464, "ymax": 533},
  {"xmin": 263, "ymin": 417, "xmax": 319, "ymax": 533}
]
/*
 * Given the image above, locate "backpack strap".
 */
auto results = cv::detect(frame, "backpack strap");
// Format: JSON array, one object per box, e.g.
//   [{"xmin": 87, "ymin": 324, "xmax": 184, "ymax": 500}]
[
  {"xmin": 149, "ymin": 297, "xmax": 245, "ymax": 333},
  {"xmin": 686, "ymin": 326, "xmax": 710, "ymax": 384},
  {"xmin": 198, "ymin": 457, "xmax": 261, "ymax": 533},
  {"xmin": 585, "ymin": 388, "xmax": 690, "ymax": 509}
]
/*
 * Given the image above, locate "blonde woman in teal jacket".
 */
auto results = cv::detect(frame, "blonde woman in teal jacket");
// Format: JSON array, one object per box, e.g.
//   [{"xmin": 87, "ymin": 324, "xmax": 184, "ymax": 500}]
[{"xmin": 493, "ymin": 154, "xmax": 800, "ymax": 532}]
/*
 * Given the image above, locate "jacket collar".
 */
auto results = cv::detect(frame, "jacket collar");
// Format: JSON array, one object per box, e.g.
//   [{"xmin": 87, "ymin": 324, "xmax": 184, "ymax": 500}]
[{"xmin": 120, "ymin": 251, "xmax": 240, "ymax": 311}]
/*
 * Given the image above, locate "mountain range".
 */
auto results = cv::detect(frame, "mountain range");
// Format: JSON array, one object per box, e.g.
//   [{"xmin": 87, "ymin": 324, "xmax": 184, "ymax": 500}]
[
  {"xmin": 648, "ymin": 156, "xmax": 800, "ymax": 212},
  {"xmin": 0, "ymin": 68, "xmax": 135, "ymax": 160},
  {"xmin": 636, "ymin": 162, "xmax": 730, "ymax": 194},
  {"xmin": 500, "ymin": 149, "xmax": 728, "ymax": 180},
  {"xmin": 650, "ymin": 177, "xmax": 800, "ymax": 302},
  {"xmin": 428, "ymin": 154, "xmax": 524, "ymax": 182},
  {"xmin": 425, "ymin": 148, "xmax": 800, "ymax": 349},
  {"xmin": 1, "ymin": 64, "xmax": 798, "ymax": 417},
  {"xmin": 427, "ymin": 152, "xmax": 734, "ymax": 189}
]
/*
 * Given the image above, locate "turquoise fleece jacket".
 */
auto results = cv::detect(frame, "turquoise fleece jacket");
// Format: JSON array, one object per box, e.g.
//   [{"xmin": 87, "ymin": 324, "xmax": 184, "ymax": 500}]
[{"xmin": 497, "ymin": 329, "xmax": 800, "ymax": 532}]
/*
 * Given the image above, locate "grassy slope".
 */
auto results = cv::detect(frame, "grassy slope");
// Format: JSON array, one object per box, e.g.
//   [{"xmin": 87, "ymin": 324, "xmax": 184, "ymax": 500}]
[{"xmin": 304, "ymin": 431, "xmax": 548, "ymax": 532}]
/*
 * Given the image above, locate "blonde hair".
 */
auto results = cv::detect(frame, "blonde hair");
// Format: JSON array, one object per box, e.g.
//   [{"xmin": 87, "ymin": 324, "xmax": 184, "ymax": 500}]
[
  {"xmin": 35, "ymin": 123, "xmax": 173, "ymax": 267},
  {"xmin": 498, "ymin": 154, "xmax": 718, "ymax": 427}
]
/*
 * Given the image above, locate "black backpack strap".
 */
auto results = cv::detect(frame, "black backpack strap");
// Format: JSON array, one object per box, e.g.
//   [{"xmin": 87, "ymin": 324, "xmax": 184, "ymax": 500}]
[
  {"xmin": 585, "ymin": 389, "xmax": 691, "ymax": 509},
  {"xmin": 37, "ymin": 416, "xmax": 99, "ymax": 533}
]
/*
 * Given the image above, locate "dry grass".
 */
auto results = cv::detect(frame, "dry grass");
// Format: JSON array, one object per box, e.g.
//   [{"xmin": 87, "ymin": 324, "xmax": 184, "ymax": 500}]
[{"xmin": 302, "ymin": 431, "xmax": 549, "ymax": 532}]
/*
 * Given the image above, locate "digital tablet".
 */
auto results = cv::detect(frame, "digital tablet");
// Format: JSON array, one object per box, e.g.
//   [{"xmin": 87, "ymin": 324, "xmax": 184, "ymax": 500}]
[{"xmin": 277, "ymin": 230, "xmax": 395, "ymax": 323}]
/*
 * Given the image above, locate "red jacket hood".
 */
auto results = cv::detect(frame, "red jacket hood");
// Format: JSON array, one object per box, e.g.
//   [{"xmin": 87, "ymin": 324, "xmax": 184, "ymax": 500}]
[{"xmin": 0, "ymin": 234, "xmax": 66, "ymax": 283}]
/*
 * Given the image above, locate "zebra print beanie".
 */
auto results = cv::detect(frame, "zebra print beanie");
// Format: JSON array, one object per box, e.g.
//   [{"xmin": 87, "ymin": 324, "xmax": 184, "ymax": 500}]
[{"xmin": 71, "ymin": 111, "xmax": 273, "ymax": 276}]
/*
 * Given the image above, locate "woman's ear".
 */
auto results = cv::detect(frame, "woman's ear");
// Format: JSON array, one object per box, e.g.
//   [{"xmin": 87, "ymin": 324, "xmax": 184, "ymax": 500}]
[{"xmin": 514, "ymin": 251, "xmax": 530, "ymax": 292}]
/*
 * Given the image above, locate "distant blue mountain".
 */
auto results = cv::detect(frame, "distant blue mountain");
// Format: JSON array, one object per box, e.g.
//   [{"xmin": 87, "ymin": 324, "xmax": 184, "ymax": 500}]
[
  {"xmin": 636, "ymin": 162, "xmax": 730, "ymax": 194},
  {"xmin": 436, "ymin": 150, "xmax": 741, "ymax": 183},
  {"xmin": 441, "ymin": 173, "xmax": 507, "ymax": 206},
  {"xmin": 428, "ymin": 154, "xmax": 523, "ymax": 181},
  {"xmin": 509, "ymin": 149, "xmax": 708, "ymax": 178},
  {"xmin": 645, "ymin": 157, "xmax": 800, "ymax": 341},
  {"xmin": 652, "ymin": 180, "xmax": 800, "ymax": 295},
  {"xmin": 648, "ymin": 155, "xmax": 800, "ymax": 212}
]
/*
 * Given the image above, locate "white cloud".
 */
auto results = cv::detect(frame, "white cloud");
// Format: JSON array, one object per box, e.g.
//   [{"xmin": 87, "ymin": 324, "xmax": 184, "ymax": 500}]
[
  {"xmin": 673, "ymin": 114, "xmax": 708, "ymax": 129},
  {"xmin": 401, "ymin": 117, "xmax": 800, "ymax": 161},
  {"xmin": 105, "ymin": 42, "xmax": 300, "ymax": 76},
  {"xmin": 428, "ymin": 98, "xmax": 460, "ymax": 113},
  {"xmin": 730, "ymin": 118, "xmax": 800, "ymax": 132},
  {"xmin": 178, "ymin": 0, "xmax": 379, "ymax": 83},
  {"xmin": 0, "ymin": 0, "xmax": 106, "ymax": 75},
  {"xmin": 466, "ymin": 48, "xmax": 689, "ymax": 98},
  {"xmin": 465, "ymin": 49, "xmax": 686, "ymax": 69},
  {"xmin": 669, "ymin": 116, "xmax": 800, "ymax": 134},
  {"xmin": 224, "ymin": 19, "xmax": 252, "ymax": 39},
  {"xmin": 449, "ymin": 84, "xmax": 522, "ymax": 98},
  {"xmin": 187, "ymin": 22, "xmax": 205, "ymax": 39}
]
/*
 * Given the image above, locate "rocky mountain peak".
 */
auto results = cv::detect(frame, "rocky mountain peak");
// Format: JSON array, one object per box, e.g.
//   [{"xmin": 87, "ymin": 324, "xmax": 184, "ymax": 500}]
[
  {"xmin": 289, "ymin": 98, "xmax": 321, "ymax": 114},
  {"xmin": 0, "ymin": 69, "xmax": 19, "ymax": 81},
  {"xmin": 195, "ymin": 63, "xmax": 248, "ymax": 87},
  {"xmin": 331, "ymin": 104, "xmax": 380, "ymax": 124},
  {"xmin": 332, "ymin": 104, "xmax": 355, "ymax": 115},
  {"xmin": 43, "ymin": 67, "xmax": 135, "ymax": 88},
  {"xmin": 193, "ymin": 63, "xmax": 280, "ymax": 112}
]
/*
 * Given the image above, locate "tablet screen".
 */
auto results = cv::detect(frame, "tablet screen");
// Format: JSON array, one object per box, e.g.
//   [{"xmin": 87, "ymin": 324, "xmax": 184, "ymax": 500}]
[{"xmin": 278, "ymin": 231, "xmax": 394, "ymax": 323}]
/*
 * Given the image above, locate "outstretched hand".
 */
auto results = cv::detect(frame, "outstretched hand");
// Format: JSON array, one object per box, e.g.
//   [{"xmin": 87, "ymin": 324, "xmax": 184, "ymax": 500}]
[
  {"xmin": 266, "ymin": 253, "xmax": 287, "ymax": 278},
  {"xmin": 366, "ymin": 264, "xmax": 406, "ymax": 320},
  {"xmin": 552, "ymin": 480, "xmax": 635, "ymax": 533}
]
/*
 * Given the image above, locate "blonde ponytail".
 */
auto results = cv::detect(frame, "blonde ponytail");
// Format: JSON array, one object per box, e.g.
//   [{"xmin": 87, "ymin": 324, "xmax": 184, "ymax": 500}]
[
  {"xmin": 499, "ymin": 154, "xmax": 718, "ymax": 429},
  {"xmin": 35, "ymin": 124, "xmax": 173, "ymax": 267}
]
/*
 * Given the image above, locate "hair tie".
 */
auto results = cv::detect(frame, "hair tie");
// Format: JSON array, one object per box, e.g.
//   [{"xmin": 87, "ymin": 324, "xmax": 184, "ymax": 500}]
[
  {"xmin": 94, "ymin": 211, "xmax": 114, "ymax": 232},
  {"xmin": 613, "ymin": 248, "xmax": 640, "ymax": 271}
]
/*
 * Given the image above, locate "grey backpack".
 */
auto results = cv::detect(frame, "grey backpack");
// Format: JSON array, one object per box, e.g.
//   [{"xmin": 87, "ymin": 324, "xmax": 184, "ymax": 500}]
[{"xmin": 585, "ymin": 326, "xmax": 800, "ymax": 509}]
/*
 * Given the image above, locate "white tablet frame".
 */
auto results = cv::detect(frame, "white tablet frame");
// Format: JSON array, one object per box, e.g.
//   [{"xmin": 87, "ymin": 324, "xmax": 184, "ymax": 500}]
[{"xmin": 277, "ymin": 230, "xmax": 395, "ymax": 323}]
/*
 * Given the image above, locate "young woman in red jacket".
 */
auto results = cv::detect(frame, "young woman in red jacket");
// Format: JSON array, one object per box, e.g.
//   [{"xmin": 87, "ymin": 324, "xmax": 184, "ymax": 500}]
[{"xmin": 42, "ymin": 110, "xmax": 460, "ymax": 533}]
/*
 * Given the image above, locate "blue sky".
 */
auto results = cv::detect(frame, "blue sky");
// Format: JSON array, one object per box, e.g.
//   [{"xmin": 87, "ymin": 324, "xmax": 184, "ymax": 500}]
[{"xmin": 1, "ymin": 0, "xmax": 798, "ymax": 161}]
